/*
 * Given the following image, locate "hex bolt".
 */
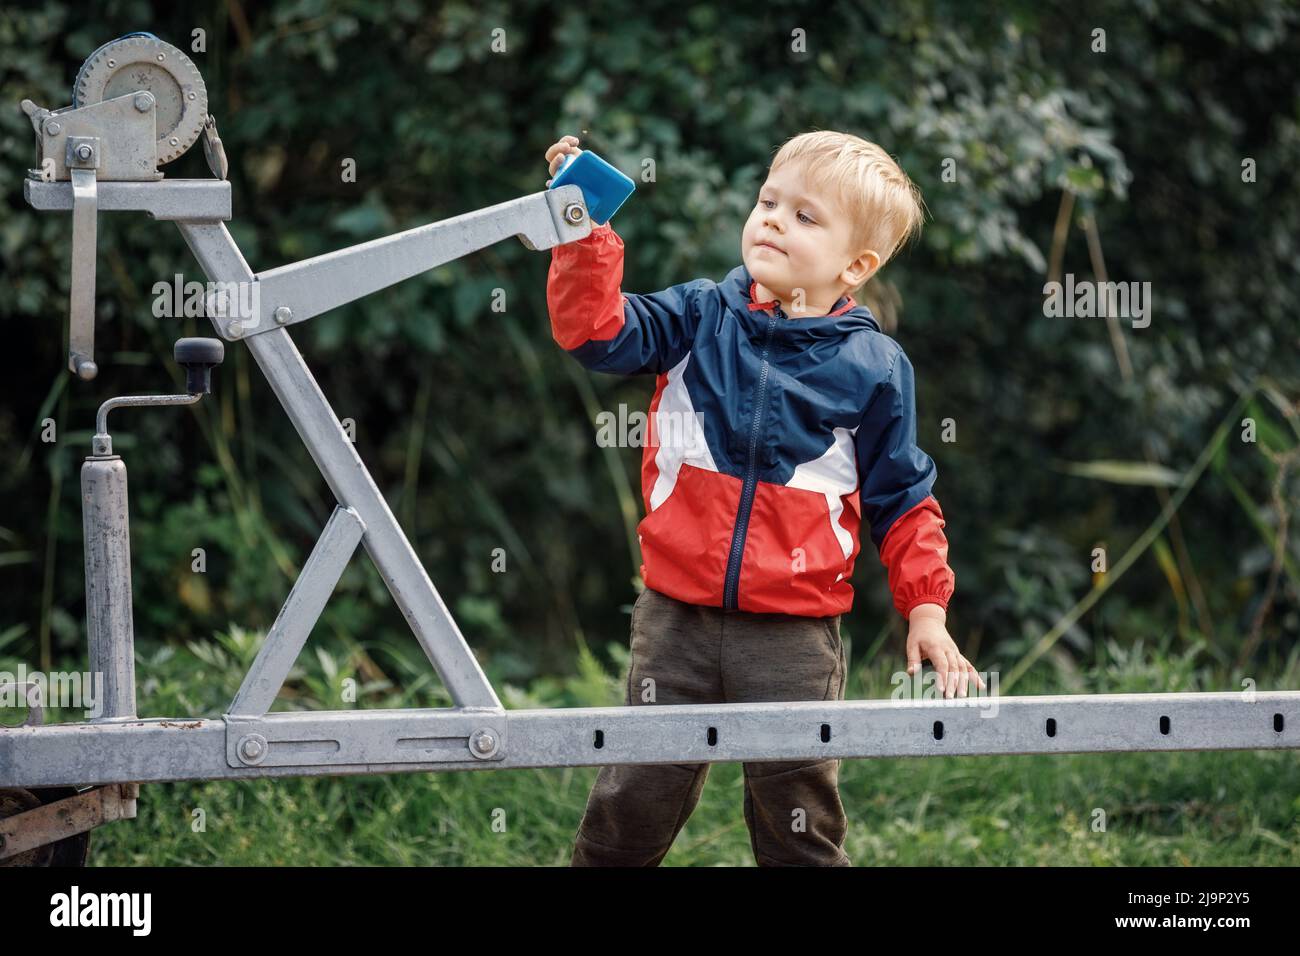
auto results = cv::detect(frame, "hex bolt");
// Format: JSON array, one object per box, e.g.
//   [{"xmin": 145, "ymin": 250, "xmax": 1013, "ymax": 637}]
[
  {"xmin": 45, "ymin": 121, "xmax": 61, "ymax": 137},
  {"xmin": 227, "ymin": 321, "xmax": 244, "ymax": 339},
  {"xmin": 133, "ymin": 92, "xmax": 154, "ymax": 112},
  {"xmin": 274, "ymin": 306, "xmax": 293, "ymax": 325},
  {"xmin": 470, "ymin": 730, "xmax": 498, "ymax": 757},
  {"xmin": 238, "ymin": 734, "xmax": 267, "ymax": 764},
  {"xmin": 74, "ymin": 143, "xmax": 93, "ymax": 162},
  {"xmin": 564, "ymin": 203, "xmax": 586, "ymax": 225}
]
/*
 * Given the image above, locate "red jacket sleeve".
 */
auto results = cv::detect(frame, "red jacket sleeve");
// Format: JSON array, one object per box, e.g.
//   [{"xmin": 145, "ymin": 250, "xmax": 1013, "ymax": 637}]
[
  {"xmin": 878, "ymin": 495, "xmax": 955, "ymax": 619},
  {"xmin": 547, "ymin": 221, "xmax": 707, "ymax": 375},
  {"xmin": 547, "ymin": 221, "xmax": 625, "ymax": 350}
]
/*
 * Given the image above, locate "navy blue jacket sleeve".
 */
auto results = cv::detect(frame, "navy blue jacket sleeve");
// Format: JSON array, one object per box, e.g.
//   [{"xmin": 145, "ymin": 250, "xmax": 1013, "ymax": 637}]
[
  {"xmin": 855, "ymin": 348, "xmax": 939, "ymax": 550},
  {"xmin": 854, "ymin": 347, "xmax": 956, "ymax": 618}
]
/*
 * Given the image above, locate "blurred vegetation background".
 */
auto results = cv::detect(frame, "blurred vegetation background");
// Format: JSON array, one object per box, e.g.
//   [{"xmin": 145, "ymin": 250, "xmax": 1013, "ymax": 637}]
[{"xmin": 1, "ymin": 0, "xmax": 1298, "ymax": 863}]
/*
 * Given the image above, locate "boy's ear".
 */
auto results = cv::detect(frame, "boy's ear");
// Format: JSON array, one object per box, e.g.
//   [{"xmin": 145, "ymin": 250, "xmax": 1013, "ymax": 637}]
[{"xmin": 841, "ymin": 249, "xmax": 881, "ymax": 289}]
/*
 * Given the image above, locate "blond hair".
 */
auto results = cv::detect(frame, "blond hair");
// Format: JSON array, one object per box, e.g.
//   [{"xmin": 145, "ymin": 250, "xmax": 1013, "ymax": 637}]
[{"xmin": 769, "ymin": 131, "xmax": 926, "ymax": 292}]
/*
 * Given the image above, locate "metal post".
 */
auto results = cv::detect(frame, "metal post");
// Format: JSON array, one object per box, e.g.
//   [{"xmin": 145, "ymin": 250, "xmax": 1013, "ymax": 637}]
[{"xmin": 81, "ymin": 455, "xmax": 136, "ymax": 721}]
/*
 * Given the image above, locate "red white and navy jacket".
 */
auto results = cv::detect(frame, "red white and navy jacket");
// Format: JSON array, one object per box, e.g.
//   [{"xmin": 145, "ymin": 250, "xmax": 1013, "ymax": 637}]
[{"xmin": 547, "ymin": 221, "xmax": 955, "ymax": 619}]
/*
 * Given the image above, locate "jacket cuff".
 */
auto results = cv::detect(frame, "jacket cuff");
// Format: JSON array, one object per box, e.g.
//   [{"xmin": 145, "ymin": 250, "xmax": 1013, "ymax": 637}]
[
  {"xmin": 900, "ymin": 595, "xmax": 952, "ymax": 619},
  {"xmin": 556, "ymin": 219, "xmax": 615, "ymax": 250},
  {"xmin": 878, "ymin": 496, "xmax": 956, "ymax": 620}
]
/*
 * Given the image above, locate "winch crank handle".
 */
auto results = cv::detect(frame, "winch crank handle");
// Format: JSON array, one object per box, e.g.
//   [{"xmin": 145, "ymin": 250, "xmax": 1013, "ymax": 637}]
[
  {"xmin": 69, "ymin": 166, "xmax": 99, "ymax": 380},
  {"xmin": 92, "ymin": 393, "xmax": 202, "ymax": 457},
  {"xmin": 88, "ymin": 338, "xmax": 223, "ymax": 455}
]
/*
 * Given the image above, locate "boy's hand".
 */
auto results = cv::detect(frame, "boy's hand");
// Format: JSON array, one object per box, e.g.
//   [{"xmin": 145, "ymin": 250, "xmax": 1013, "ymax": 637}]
[
  {"xmin": 905, "ymin": 603, "xmax": 985, "ymax": 699},
  {"xmin": 544, "ymin": 134, "xmax": 582, "ymax": 187}
]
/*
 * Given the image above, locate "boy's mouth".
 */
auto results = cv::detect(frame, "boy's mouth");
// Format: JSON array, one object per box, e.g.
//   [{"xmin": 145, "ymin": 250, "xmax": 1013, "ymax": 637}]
[{"xmin": 755, "ymin": 240, "xmax": 786, "ymax": 255}]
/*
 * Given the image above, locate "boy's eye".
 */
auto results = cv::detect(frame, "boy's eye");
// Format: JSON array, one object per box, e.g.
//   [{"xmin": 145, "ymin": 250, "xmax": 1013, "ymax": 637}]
[{"xmin": 758, "ymin": 198, "xmax": 814, "ymax": 224}]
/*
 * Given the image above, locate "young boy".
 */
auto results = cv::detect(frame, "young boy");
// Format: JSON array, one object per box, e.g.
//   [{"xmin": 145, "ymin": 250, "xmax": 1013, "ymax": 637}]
[{"xmin": 544, "ymin": 130, "xmax": 981, "ymax": 866}]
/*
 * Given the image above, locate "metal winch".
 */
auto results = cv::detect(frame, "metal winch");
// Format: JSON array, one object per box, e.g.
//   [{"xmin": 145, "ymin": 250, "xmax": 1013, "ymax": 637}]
[{"xmin": 19, "ymin": 32, "xmax": 227, "ymax": 380}]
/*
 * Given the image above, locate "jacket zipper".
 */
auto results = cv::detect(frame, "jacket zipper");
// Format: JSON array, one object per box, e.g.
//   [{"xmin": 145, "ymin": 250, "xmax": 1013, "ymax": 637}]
[{"xmin": 723, "ymin": 305, "xmax": 781, "ymax": 610}]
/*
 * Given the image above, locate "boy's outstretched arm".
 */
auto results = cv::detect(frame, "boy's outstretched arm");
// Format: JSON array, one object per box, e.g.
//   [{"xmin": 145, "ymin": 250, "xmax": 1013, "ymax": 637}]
[
  {"xmin": 546, "ymin": 220, "xmax": 709, "ymax": 376},
  {"xmin": 855, "ymin": 348, "xmax": 983, "ymax": 697}
]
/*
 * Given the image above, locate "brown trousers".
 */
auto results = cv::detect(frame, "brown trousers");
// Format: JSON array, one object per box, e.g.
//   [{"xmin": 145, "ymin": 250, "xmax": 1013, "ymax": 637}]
[{"xmin": 571, "ymin": 586, "xmax": 851, "ymax": 866}]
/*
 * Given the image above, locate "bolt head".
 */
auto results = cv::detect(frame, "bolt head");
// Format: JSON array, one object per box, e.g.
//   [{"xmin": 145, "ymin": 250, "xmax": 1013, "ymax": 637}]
[
  {"xmin": 45, "ymin": 121, "xmax": 61, "ymax": 136},
  {"xmin": 564, "ymin": 203, "xmax": 586, "ymax": 225},
  {"xmin": 274, "ymin": 306, "xmax": 293, "ymax": 325},
  {"xmin": 133, "ymin": 92, "xmax": 154, "ymax": 112},
  {"xmin": 227, "ymin": 321, "xmax": 244, "ymax": 338},
  {"xmin": 75, "ymin": 143, "xmax": 93, "ymax": 161}
]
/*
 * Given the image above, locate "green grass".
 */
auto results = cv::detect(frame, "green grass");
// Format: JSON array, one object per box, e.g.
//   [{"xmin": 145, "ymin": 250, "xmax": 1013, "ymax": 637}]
[
  {"xmin": 16, "ymin": 625, "xmax": 1292, "ymax": 867},
  {"xmin": 84, "ymin": 743, "xmax": 1300, "ymax": 866}
]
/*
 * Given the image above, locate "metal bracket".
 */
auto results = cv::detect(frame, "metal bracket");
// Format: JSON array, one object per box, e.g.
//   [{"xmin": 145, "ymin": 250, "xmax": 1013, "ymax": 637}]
[
  {"xmin": 23, "ymin": 90, "xmax": 160, "ymax": 182},
  {"xmin": 223, "ymin": 709, "xmax": 507, "ymax": 769},
  {"xmin": 65, "ymin": 135, "xmax": 100, "ymax": 171},
  {"xmin": 24, "ymin": 177, "xmax": 232, "ymax": 220}
]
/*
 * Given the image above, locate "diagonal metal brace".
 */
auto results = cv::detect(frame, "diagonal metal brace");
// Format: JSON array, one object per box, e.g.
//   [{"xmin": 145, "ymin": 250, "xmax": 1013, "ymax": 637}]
[
  {"xmin": 227, "ymin": 506, "xmax": 366, "ymax": 718},
  {"xmin": 232, "ymin": 185, "xmax": 590, "ymax": 340}
]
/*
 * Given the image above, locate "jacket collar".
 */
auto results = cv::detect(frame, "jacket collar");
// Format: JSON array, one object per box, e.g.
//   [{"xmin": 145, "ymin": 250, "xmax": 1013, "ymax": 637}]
[
  {"xmin": 745, "ymin": 280, "xmax": 857, "ymax": 317},
  {"xmin": 720, "ymin": 264, "xmax": 881, "ymax": 337}
]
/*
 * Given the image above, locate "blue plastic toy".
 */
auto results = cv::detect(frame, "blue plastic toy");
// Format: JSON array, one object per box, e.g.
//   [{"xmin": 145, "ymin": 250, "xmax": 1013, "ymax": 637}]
[{"xmin": 548, "ymin": 150, "xmax": 635, "ymax": 225}]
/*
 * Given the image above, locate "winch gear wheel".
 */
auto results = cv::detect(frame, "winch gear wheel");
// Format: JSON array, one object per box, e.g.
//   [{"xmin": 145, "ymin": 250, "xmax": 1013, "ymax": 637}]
[{"xmin": 72, "ymin": 34, "xmax": 208, "ymax": 165}]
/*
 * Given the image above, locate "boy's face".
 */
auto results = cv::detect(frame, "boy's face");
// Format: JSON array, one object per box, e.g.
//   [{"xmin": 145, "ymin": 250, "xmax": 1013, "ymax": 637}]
[{"xmin": 741, "ymin": 164, "xmax": 878, "ymax": 314}]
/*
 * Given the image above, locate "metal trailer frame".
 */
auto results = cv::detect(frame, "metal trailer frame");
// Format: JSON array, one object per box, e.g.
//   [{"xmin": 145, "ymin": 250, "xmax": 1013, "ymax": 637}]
[{"xmin": 3, "ymin": 176, "xmax": 1298, "ymax": 859}]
